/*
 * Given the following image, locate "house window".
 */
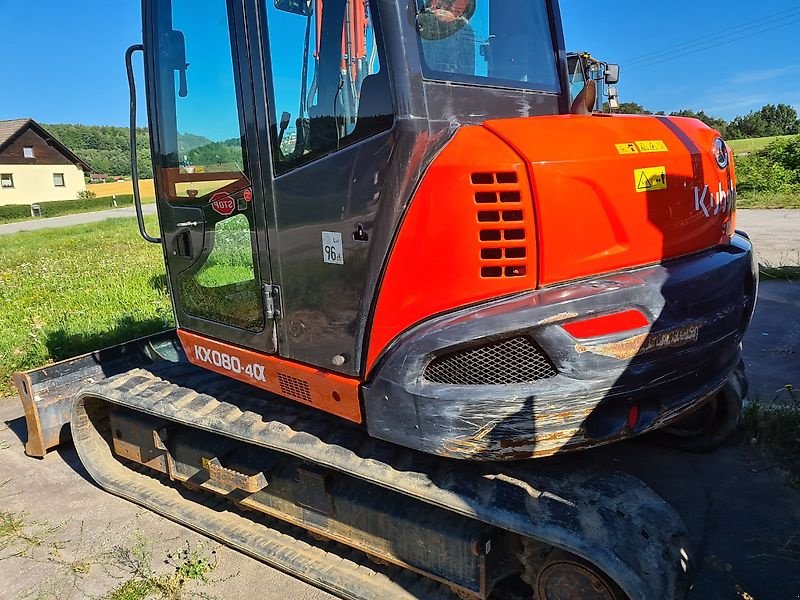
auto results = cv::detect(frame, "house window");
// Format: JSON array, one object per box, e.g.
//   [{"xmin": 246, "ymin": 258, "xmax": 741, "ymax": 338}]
[
  {"xmin": 23, "ymin": 146, "xmax": 34, "ymax": 159},
  {"xmin": 0, "ymin": 174, "xmax": 13, "ymax": 188},
  {"xmin": 53, "ymin": 173, "xmax": 65, "ymax": 187}
]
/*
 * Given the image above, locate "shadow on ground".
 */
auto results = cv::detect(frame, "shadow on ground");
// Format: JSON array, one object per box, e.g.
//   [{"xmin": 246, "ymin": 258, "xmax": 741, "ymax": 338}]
[{"xmin": 44, "ymin": 316, "xmax": 171, "ymax": 364}]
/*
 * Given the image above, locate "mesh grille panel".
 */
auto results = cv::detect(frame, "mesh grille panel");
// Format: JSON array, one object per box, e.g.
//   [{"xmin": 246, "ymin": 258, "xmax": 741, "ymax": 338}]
[
  {"xmin": 424, "ymin": 337, "xmax": 557, "ymax": 385},
  {"xmin": 277, "ymin": 373, "xmax": 312, "ymax": 403}
]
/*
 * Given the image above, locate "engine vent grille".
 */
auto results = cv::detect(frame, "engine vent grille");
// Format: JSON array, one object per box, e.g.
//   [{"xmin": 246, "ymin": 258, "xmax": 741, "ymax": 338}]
[
  {"xmin": 424, "ymin": 337, "xmax": 557, "ymax": 385},
  {"xmin": 471, "ymin": 171, "xmax": 530, "ymax": 279},
  {"xmin": 277, "ymin": 373, "xmax": 312, "ymax": 403}
]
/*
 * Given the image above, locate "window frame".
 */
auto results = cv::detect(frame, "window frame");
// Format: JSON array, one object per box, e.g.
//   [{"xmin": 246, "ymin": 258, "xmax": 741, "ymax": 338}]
[
  {"xmin": 0, "ymin": 173, "xmax": 14, "ymax": 188},
  {"xmin": 22, "ymin": 146, "xmax": 35, "ymax": 159},
  {"xmin": 53, "ymin": 172, "xmax": 66, "ymax": 187}
]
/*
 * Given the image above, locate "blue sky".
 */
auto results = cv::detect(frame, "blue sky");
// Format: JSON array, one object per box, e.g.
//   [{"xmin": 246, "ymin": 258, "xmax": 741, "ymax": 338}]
[{"xmin": 0, "ymin": 0, "xmax": 798, "ymax": 133}]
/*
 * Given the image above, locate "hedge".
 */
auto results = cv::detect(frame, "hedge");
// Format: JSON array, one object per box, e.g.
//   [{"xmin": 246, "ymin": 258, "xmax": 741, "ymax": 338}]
[
  {"xmin": 0, "ymin": 194, "xmax": 136, "ymax": 224},
  {"xmin": 0, "ymin": 204, "xmax": 34, "ymax": 223}
]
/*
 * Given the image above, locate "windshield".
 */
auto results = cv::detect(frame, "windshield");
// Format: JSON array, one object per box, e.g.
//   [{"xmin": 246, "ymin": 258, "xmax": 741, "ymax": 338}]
[{"xmin": 415, "ymin": 0, "xmax": 559, "ymax": 93}]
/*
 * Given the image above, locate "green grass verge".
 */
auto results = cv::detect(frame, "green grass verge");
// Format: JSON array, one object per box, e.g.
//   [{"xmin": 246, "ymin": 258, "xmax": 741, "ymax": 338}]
[
  {"xmin": 728, "ymin": 134, "xmax": 796, "ymax": 155},
  {"xmin": 0, "ymin": 215, "xmax": 173, "ymax": 396},
  {"xmin": 0, "ymin": 195, "xmax": 156, "ymax": 225},
  {"xmin": 760, "ymin": 265, "xmax": 800, "ymax": 280},
  {"xmin": 742, "ymin": 386, "xmax": 800, "ymax": 487},
  {"xmin": 736, "ymin": 189, "xmax": 800, "ymax": 209}
]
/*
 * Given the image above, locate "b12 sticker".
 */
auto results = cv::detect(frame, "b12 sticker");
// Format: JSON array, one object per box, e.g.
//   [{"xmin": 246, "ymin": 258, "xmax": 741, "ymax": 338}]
[{"xmin": 322, "ymin": 231, "xmax": 344, "ymax": 265}]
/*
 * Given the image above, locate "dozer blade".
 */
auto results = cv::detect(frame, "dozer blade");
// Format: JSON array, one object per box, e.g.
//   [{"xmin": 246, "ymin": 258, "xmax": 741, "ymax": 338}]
[
  {"xmin": 71, "ymin": 362, "xmax": 691, "ymax": 599},
  {"xmin": 12, "ymin": 330, "xmax": 181, "ymax": 458}
]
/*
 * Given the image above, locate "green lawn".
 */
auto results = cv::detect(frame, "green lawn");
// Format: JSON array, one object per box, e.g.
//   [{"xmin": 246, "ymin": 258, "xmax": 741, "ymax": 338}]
[
  {"xmin": 728, "ymin": 135, "xmax": 795, "ymax": 155},
  {"xmin": 737, "ymin": 189, "xmax": 800, "ymax": 209},
  {"xmin": 0, "ymin": 215, "xmax": 173, "ymax": 395}
]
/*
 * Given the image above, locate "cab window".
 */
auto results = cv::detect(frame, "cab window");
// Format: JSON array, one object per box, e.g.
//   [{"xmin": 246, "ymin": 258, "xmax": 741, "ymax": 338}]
[
  {"xmin": 415, "ymin": 0, "xmax": 559, "ymax": 93},
  {"xmin": 265, "ymin": 0, "xmax": 394, "ymax": 174}
]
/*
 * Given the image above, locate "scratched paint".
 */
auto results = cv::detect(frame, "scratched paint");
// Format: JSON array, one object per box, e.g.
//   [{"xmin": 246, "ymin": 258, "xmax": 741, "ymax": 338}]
[{"xmin": 575, "ymin": 323, "xmax": 701, "ymax": 360}]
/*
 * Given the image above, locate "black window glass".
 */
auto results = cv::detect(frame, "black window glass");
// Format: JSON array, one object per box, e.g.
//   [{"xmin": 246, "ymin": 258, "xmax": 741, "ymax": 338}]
[
  {"xmin": 266, "ymin": 0, "xmax": 394, "ymax": 174},
  {"xmin": 415, "ymin": 0, "xmax": 559, "ymax": 93}
]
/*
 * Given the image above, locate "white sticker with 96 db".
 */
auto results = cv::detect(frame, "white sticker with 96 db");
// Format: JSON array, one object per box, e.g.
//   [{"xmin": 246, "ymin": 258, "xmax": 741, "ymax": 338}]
[
  {"xmin": 322, "ymin": 231, "xmax": 344, "ymax": 265},
  {"xmin": 194, "ymin": 345, "xmax": 266, "ymax": 382}
]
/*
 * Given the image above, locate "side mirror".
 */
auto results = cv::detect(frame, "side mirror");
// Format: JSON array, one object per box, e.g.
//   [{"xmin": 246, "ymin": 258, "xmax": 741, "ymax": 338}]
[
  {"xmin": 274, "ymin": 0, "xmax": 313, "ymax": 16},
  {"xmin": 605, "ymin": 63, "xmax": 620, "ymax": 85}
]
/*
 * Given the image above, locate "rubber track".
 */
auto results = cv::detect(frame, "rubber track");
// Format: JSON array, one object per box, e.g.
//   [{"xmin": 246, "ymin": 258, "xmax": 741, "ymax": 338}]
[{"xmin": 72, "ymin": 362, "xmax": 689, "ymax": 600}]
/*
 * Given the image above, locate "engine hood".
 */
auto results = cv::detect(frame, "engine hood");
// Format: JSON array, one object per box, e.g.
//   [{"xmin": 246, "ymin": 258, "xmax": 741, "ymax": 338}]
[{"xmin": 483, "ymin": 114, "xmax": 736, "ymax": 286}]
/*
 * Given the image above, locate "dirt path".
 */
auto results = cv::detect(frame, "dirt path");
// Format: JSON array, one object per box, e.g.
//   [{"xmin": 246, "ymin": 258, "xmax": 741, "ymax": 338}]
[{"xmin": 737, "ymin": 209, "xmax": 800, "ymax": 267}]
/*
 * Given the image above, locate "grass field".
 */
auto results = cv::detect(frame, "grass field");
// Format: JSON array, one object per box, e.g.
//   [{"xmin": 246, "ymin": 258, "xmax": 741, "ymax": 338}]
[
  {"xmin": 737, "ymin": 189, "xmax": 800, "ymax": 209},
  {"xmin": 0, "ymin": 215, "xmax": 173, "ymax": 395},
  {"xmin": 728, "ymin": 135, "xmax": 795, "ymax": 155},
  {"xmin": 87, "ymin": 179, "xmax": 156, "ymax": 200}
]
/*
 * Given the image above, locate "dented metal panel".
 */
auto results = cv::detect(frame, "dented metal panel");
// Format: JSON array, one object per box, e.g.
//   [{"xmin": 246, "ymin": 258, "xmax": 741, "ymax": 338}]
[{"xmin": 363, "ymin": 234, "xmax": 757, "ymax": 460}]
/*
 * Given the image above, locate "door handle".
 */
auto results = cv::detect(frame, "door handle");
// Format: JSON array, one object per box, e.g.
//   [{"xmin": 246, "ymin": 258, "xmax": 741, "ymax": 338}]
[
  {"xmin": 125, "ymin": 44, "xmax": 161, "ymax": 244},
  {"xmin": 176, "ymin": 221, "xmax": 202, "ymax": 228}
]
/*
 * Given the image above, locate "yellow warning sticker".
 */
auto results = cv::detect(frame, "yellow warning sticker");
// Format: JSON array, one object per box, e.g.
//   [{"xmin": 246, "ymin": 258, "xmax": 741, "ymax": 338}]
[
  {"xmin": 634, "ymin": 166, "xmax": 667, "ymax": 193},
  {"xmin": 616, "ymin": 143, "xmax": 639, "ymax": 155},
  {"xmin": 635, "ymin": 140, "xmax": 668, "ymax": 153}
]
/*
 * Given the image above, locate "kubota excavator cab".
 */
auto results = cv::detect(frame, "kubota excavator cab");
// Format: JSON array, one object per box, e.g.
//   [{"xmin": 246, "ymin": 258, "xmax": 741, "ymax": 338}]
[{"xmin": 132, "ymin": 0, "xmax": 756, "ymax": 461}]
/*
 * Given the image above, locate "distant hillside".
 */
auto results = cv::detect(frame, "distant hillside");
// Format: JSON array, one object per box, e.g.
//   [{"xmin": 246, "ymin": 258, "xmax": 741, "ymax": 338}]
[{"xmin": 43, "ymin": 123, "xmax": 214, "ymax": 178}]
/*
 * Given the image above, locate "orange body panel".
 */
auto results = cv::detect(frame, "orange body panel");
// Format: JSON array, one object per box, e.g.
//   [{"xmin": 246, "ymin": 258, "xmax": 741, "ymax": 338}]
[
  {"xmin": 366, "ymin": 114, "xmax": 735, "ymax": 376},
  {"xmin": 178, "ymin": 330, "xmax": 362, "ymax": 423},
  {"xmin": 365, "ymin": 126, "xmax": 538, "ymax": 374},
  {"xmin": 485, "ymin": 114, "xmax": 734, "ymax": 286}
]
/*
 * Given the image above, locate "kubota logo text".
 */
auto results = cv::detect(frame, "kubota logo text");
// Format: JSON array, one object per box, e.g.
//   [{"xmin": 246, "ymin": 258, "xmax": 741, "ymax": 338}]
[{"xmin": 694, "ymin": 183, "xmax": 735, "ymax": 218}]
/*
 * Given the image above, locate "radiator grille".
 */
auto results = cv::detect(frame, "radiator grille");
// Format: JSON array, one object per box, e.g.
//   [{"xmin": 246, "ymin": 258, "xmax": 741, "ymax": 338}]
[
  {"xmin": 423, "ymin": 337, "xmax": 557, "ymax": 385},
  {"xmin": 471, "ymin": 171, "xmax": 530, "ymax": 279},
  {"xmin": 277, "ymin": 373, "xmax": 312, "ymax": 403}
]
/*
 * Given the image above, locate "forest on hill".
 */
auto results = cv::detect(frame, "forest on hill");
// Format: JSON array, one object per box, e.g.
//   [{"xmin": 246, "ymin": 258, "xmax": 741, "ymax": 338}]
[
  {"xmin": 44, "ymin": 103, "xmax": 799, "ymax": 179},
  {"xmin": 43, "ymin": 123, "xmax": 228, "ymax": 178}
]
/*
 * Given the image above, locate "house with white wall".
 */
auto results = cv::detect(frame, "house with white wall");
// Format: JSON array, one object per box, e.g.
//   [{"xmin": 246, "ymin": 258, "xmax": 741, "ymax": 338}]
[{"xmin": 0, "ymin": 119, "xmax": 91, "ymax": 206}]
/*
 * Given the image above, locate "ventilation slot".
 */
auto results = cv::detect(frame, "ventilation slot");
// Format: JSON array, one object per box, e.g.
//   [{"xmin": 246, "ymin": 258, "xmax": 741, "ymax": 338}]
[
  {"xmin": 424, "ymin": 337, "xmax": 557, "ymax": 385},
  {"xmin": 278, "ymin": 373, "xmax": 312, "ymax": 403},
  {"xmin": 472, "ymin": 171, "xmax": 530, "ymax": 279}
]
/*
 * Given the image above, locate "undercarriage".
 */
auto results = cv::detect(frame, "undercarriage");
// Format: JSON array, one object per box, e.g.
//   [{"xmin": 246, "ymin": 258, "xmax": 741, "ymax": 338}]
[{"xmin": 52, "ymin": 354, "xmax": 692, "ymax": 600}]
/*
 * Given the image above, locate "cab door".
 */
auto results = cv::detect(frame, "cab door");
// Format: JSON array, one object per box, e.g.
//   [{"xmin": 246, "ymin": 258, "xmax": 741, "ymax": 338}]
[{"xmin": 145, "ymin": 0, "xmax": 276, "ymax": 352}]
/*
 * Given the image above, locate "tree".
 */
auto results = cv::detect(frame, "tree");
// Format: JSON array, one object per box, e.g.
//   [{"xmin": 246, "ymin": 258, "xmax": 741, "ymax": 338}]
[
  {"xmin": 669, "ymin": 109, "xmax": 728, "ymax": 137},
  {"xmin": 759, "ymin": 104, "xmax": 800, "ymax": 135},
  {"xmin": 615, "ymin": 102, "xmax": 649, "ymax": 115},
  {"xmin": 727, "ymin": 104, "xmax": 800, "ymax": 139}
]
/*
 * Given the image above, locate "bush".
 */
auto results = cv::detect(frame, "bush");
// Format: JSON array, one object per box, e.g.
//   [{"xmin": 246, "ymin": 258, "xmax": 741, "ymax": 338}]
[
  {"xmin": 0, "ymin": 204, "xmax": 36, "ymax": 224},
  {"xmin": 736, "ymin": 135, "xmax": 800, "ymax": 194},
  {"xmin": 77, "ymin": 190, "xmax": 97, "ymax": 199},
  {"xmin": 37, "ymin": 195, "xmax": 134, "ymax": 218},
  {"xmin": 0, "ymin": 195, "xmax": 137, "ymax": 224}
]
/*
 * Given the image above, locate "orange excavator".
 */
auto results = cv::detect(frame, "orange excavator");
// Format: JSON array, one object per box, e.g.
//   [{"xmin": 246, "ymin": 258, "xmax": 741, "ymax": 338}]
[{"xmin": 15, "ymin": 1, "xmax": 756, "ymax": 598}]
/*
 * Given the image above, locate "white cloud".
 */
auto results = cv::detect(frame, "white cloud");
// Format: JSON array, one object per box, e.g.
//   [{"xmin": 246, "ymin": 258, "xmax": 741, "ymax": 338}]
[{"xmin": 728, "ymin": 64, "xmax": 800, "ymax": 85}]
